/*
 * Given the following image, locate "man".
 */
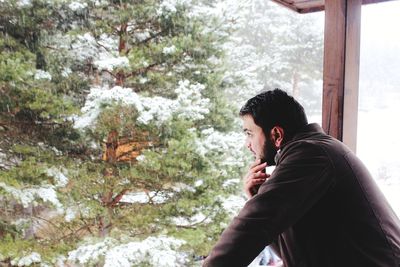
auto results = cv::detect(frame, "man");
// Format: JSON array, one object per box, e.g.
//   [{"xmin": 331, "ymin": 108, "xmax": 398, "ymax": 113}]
[{"xmin": 203, "ymin": 89, "xmax": 400, "ymax": 267}]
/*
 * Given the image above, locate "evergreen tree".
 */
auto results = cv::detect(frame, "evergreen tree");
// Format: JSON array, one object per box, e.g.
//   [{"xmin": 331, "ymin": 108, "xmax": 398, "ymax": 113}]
[
  {"xmin": 1, "ymin": 0, "xmax": 242, "ymax": 265},
  {"xmin": 223, "ymin": 0, "xmax": 323, "ymax": 113}
]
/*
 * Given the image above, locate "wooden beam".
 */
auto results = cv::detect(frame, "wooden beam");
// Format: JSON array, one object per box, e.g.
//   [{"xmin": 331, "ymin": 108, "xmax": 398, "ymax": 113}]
[
  {"xmin": 271, "ymin": 0, "xmax": 325, "ymax": 13},
  {"xmin": 270, "ymin": 0, "xmax": 396, "ymax": 14},
  {"xmin": 271, "ymin": 0, "xmax": 301, "ymax": 13},
  {"xmin": 322, "ymin": 0, "xmax": 346, "ymax": 141},
  {"xmin": 322, "ymin": 0, "xmax": 361, "ymax": 152},
  {"xmin": 343, "ymin": 0, "xmax": 361, "ymax": 152}
]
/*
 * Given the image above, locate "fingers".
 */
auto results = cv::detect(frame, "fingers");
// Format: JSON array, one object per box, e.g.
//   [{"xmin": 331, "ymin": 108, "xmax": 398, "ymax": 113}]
[
  {"xmin": 243, "ymin": 162, "xmax": 269, "ymax": 187},
  {"xmin": 245, "ymin": 171, "xmax": 268, "ymax": 183},
  {"xmin": 243, "ymin": 160, "xmax": 271, "ymax": 198},
  {"xmin": 250, "ymin": 161, "xmax": 268, "ymax": 173},
  {"xmin": 245, "ymin": 178, "xmax": 265, "ymax": 198},
  {"xmin": 249, "ymin": 159, "xmax": 267, "ymax": 169},
  {"xmin": 249, "ymin": 159, "xmax": 262, "ymax": 169},
  {"xmin": 245, "ymin": 176, "xmax": 268, "ymax": 189},
  {"xmin": 244, "ymin": 171, "xmax": 270, "ymax": 198},
  {"xmin": 246, "ymin": 178, "xmax": 266, "ymax": 186}
]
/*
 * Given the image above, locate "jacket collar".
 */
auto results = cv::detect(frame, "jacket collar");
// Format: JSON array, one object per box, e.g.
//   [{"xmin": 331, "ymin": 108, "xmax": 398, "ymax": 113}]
[
  {"xmin": 274, "ymin": 123, "xmax": 324, "ymax": 163},
  {"xmin": 290, "ymin": 123, "xmax": 324, "ymax": 142}
]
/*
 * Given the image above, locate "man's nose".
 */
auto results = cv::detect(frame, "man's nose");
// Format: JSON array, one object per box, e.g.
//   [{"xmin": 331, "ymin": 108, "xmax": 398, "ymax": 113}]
[{"xmin": 246, "ymin": 141, "xmax": 251, "ymax": 149}]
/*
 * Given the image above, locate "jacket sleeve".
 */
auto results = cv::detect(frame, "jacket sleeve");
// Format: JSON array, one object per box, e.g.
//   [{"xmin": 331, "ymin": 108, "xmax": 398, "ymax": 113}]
[{"xmin": 203, "ymin": 142, "xmax": 335, "ymax": 267}]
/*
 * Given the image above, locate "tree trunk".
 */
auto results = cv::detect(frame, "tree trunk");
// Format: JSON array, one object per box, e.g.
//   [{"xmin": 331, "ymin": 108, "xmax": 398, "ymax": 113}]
[
  {"xmin": 292, "ymin": 70, "xmax": 300, "ymax": 99},
  {"xmin": 115, "ymin": 71, "xmax": 125, "ymax": 86},
  {"xmin": 118, "ymin": 23, "xmax": 128, "ymax": 54},
  {"xmin": 105, "ymin": 130, "xmax": 119, "ymax": 163},
  {"xmin": 115, "ymin": 23, "xmax": 128, "ymax": 86}
]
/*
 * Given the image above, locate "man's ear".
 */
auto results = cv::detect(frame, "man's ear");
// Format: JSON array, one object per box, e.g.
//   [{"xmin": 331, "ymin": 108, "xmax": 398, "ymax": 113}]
[{"xmin": 270, "ymin": 126, "xmax": 284, "ymax": 148}]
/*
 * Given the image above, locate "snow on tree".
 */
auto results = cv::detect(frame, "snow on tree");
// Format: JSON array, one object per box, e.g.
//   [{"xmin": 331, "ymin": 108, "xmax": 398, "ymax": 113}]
[
  {"xmin": 221, "ymin": 0, "xmax": 323, "ymax": 114},
  {"xmin": 0, "ymin": 0, "xmax": 243, "ymax": 265},
  {"xmin": 0, "ymin": 0, "xmax": 323, "ymax": 265}
]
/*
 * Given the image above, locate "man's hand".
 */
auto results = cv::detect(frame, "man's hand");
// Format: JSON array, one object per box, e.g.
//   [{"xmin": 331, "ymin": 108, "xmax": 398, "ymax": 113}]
[{"xmin": 243, "ymin": 159, "xmax": 269, "ymax": 198}]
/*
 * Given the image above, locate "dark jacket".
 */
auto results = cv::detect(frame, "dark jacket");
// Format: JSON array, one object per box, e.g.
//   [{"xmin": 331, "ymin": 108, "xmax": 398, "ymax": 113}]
[{"xmin": 203, "ymin": 123, "xmax": 400, "ymax": 267}]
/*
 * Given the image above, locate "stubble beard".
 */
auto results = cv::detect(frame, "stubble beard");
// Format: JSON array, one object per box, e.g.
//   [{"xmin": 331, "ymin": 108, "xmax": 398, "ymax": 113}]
[{"xmin": 261, "ymin": 137, "xmax": 278, "ymax": 166}]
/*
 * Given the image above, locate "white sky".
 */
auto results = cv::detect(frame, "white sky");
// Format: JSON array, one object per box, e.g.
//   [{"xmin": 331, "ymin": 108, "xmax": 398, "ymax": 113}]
[
  {"xmin": 359, "ymin": 1, "xmax": 400, "ymax": 216},
  {"xmin": 362, "ymin": 0, "xmax": 400, "ymax": 43}
]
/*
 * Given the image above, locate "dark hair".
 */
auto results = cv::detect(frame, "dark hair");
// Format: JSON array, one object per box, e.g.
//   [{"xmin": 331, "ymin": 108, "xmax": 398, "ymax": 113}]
[{"xmin": 239, "ymin": 88, "xmax": 308, "ymax": 140}]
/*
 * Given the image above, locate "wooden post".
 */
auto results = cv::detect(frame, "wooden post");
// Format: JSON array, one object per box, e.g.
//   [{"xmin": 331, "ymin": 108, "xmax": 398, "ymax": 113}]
[
  {"xmin": 343, "ymin": 0, "xmax": 361, "ymax": 153},
  {"xmin": 322, "ymin": 0, "xmax": 346, "ymax": 142},
  {"xmin": 322, "ymin": 0, "xmax": 361, "ymax": 152}
]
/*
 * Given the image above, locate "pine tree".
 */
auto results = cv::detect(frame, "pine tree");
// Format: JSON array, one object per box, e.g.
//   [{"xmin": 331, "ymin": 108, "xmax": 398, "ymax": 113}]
[
  {"xmin": 1, "ymin": 0, "xmax": 242, "ymax": 265},
  {"xmin": 223, "ymin": 0, "xmax": 323, "ymax": 113}
]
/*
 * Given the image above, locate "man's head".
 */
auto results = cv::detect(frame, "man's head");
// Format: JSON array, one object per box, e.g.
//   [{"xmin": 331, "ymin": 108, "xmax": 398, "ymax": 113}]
[{"xmin": 240, "ymin": 89, "xmax": 308, "ymax": 165}]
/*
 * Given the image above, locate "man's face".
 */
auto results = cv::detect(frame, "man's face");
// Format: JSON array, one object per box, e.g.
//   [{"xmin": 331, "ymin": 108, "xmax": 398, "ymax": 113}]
[{"xmin": 242, "ymin": 115, "xmax": 278, "ymax": 165}]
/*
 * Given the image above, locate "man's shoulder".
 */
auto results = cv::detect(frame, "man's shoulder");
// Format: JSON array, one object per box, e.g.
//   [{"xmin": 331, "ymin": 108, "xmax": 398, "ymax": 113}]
[
  {"xmin": 287, "ymin": 131, "xmax": 346, "ymax": 154},
  {"xmin": 283, "ymin": 136, "xmax": 329, "ymax": 155},
  {"xmin": 276, "ymin": 139, "xmax": 328, "ymax": 166},
  {"xmin": 279, "ymin": 133, "xmax": 354, "ymax": 172}
]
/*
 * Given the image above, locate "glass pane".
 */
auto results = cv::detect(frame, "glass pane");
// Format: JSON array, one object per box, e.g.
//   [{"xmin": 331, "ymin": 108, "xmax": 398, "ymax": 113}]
[
  {"xmin": 358, "ymin": 1, "xmax": 400, "ymax": 216},
  {"xmin": 224, "ymin": 0, "xmax": 324, "ymax": 125}
]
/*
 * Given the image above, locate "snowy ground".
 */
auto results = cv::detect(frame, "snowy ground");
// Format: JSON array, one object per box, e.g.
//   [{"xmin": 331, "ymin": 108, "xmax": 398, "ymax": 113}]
[{"xmin": 357, "ymin": 91, "xmax": 400, "ymax": 217}]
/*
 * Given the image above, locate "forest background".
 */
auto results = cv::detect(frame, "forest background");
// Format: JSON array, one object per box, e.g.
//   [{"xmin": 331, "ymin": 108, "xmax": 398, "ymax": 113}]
[{"xmin": 0, "ymin": 0, "xmax": 325, "ymax": 266}]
